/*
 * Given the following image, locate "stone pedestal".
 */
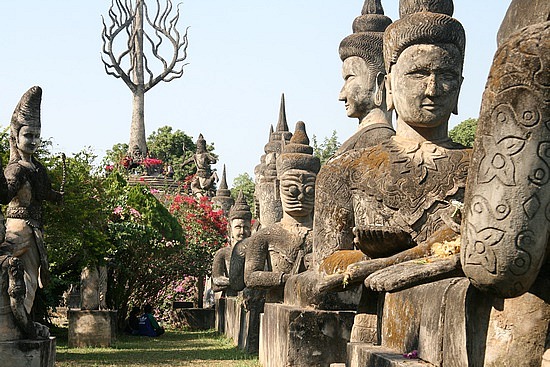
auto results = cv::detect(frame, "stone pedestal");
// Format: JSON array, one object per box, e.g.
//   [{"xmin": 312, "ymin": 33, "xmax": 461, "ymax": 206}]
[
  {"xmin": 221, "ymin": 296, "xmax": 262, "ymax": 354},
  {"xmin": 260, "ymin": 303, "xmax": 355, "ymax": 367},
  {"xmin": 172, "ymin": 308, "xmax": 215, "ymax": 330},
  {"xmin": 68, "ymin": 310, "xmax": 117, "ymax": 348},
  {"xmin": 347, "ymin": 275, "xmax": 550, "ymax": 366},
  {"xmin": 0, "ymin": 337, "xmax": 56, "ymax": 367},
  {"xmin": 215, "ymin": 297, "xmax": 226, "ymax": 333}
]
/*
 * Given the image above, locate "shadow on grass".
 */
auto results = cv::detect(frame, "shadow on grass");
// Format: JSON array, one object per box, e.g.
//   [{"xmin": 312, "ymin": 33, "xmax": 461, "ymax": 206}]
[{"xmin": 53, "ymin": 327, "xmax": 259, "ymax": 366}]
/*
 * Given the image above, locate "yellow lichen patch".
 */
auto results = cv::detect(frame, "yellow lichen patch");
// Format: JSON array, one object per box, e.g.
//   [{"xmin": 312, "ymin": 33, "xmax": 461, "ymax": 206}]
[
  {"xmin": 430, "ymin": 235, "xmax": 461, "ymax": 257},
  {"xmin": 319, "ymin": 250, "xmax": 366, "ymax": 275}
]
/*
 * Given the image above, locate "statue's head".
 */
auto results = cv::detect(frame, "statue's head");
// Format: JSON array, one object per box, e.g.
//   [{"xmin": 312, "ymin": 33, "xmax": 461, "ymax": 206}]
[
  {"xmin": 196, "ymin": 133, "xmax": 207, "ymax": 154},
  {"xmin": 338, "ymin": 0, "xmax": 392, "ymax": 121},
  {"xmin": 10, "ymin": 86, "xmax": 42, "ymax": 162},
  {"xmin": 384, "ymin": 0, "xmax": 465, "ymax": 134},
  {"xmin": 228, "ymin": 191, "xmax": 252, "ymax": 245},
  {"xmin": 276, "ymin": 122, "xmax": 320, "ymax": 218}
]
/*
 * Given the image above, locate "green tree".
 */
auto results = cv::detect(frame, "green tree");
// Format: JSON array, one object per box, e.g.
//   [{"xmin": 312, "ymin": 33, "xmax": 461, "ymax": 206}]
[
  {"xmin": 146, "ymin": 126, "xmax": 196, "ymax": 180},
  {"xmin": 103, "ymin": 142, "xmax": 129, "ymax": 170},
  {"xmin": 231, "ymin": 173, "xmax": 256, "ymax": 217},
  {"xmin": 312, "ymin": 130, "xmax": 341, "ymax": 165},
  {"xmin": 449, "ymin": 118, "xmax": 477, "ymax": 148}
]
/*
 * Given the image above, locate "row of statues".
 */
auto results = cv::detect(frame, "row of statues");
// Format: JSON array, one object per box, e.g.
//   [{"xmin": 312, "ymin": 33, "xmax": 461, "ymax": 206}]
[{"xmin": 212, "ymin": 0, "xmax": 549, "ymax": 365}]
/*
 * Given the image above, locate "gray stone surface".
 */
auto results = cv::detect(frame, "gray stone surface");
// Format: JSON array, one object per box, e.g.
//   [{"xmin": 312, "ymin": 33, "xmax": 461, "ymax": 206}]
[
  {"xmin": 68, "ymin": 310, "xmax": 117, "ymax": 348},
  {"xmin": 497, "ymin": 0, "xmax": 550, "ymax": 46},
  {"xmin": 347, "ymin": 343, "xmax": 435, "ymax": 367},
  {"xmin": 462, "ymin": 20, "xmax": 550, "ymax": 298},
  {"xmin": 260, "ymin": 303, "xmax": 355, "ymax": 367},
  {"xmin": 0, "ymin": 337, "xmax": 56, "ymax": 367},
  {"xmin": 172, "ymin": 308, "xmax": 215, "ymax": 331}
]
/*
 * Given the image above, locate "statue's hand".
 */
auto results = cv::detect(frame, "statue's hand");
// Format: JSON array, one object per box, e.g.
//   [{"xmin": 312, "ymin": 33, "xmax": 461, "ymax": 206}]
[
  {"xmin": 353, "ymin": 225, "xmax": 413, "ymax": 258},
  {"xmin": 33, "ymin": 322, "xmax": 50, "ymax": 339},
  {"xmin": 317, "ymin": 273, "xmax": 347, "ymax": 293}
]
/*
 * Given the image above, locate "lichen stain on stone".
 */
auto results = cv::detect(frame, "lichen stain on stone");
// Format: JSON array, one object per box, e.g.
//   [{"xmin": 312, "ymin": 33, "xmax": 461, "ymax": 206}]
[{"xmin": 319, "ymin": 250, "xmax": 365, "ymax": 275}]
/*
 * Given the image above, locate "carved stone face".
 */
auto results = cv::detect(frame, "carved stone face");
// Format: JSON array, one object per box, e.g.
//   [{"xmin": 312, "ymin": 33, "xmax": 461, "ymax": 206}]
[
  {"xmin": 279, "ymin": 169, "xmax": 316, "ymax": 218},
  {"xmin": 339, "ymin": 56, "xmax": 377, "ymax": 120},
  {"xmin": 388, "ymin": 44, "xmax": 462, "ymax": 129},
  {"xmin": 17, "ymin": 126, "xmax": 41, "ymax": 156},
  {"xmin": 230, "ymin": 218, "xmax": 251, "ymax": 245}
]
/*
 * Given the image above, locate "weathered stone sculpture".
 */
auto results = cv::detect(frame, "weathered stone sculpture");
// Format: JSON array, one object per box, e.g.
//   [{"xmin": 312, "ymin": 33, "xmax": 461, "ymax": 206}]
[
  {"xmin": 80, "ymin": 265, "xmax": 108, "ymax": 310},
  {"xmin": 212, "ymin": 165, "xmax": 234, "ymax": 216},
  {"xmin": 182, "ymin": 133, "xmax": 218, "ymax": 198},
  {"xmin": 0, "ymin": 86, "xmax": 63, "ymax": 337},
  {"xmin": 254, "ymin": 94, "xmax": 292, "ymax": 227},
  {"xmin": 211, "ymin": 191, "xmax": 252, "ymax": 296},
  {"xmin": 335, "ymin": 0, "xmax": 394, "ymax": 155},
  {"xmin": 317, "ymin": 0, "xmax": 469, "ymax": 293},
  {"xmin": 245, "ymin": 121, "xmax": 319, "ymax": 303}
]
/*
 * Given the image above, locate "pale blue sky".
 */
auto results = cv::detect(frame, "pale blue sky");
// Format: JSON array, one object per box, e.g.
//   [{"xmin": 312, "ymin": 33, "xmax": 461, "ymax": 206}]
[{"xmin": 0, "ymin": 1, "xmax": 511, "ymax": 185}]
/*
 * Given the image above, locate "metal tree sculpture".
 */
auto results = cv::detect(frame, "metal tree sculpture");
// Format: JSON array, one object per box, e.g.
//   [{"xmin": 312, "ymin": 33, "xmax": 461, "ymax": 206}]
[{"xmin": 101, "ymin": 0, "xmax": 189, "ymax": 157}]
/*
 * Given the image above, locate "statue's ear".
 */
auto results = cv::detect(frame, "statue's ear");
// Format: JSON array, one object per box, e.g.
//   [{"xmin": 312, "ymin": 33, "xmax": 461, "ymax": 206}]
[
  {"xmin": 374, "ymin": 72, "xmax": 385, "ymax": 107},
  {"xmin": 385, "ymin": 74, "xmax": 394, "ymax": 111},
  {"xmin": 452, "ymin": 76, "xmax": 464, "ymax": 115}
]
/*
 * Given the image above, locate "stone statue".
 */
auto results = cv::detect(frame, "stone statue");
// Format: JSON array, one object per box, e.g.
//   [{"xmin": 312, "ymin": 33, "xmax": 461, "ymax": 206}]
[
  {"xmin": 254, "ymin": 94, "xmax": 293, "ymax": 227},
  {"xmin": 461, "ymin": 3, "xmax": 550, "ymax": 299},
  {"xmin": 335, "ymin": 0, "xmax": 394, "ymax": 156},
  {"xmin": 212, "ymin": 165, "xmax": 234, "ymax": 216},
  {"xmin": 0, "ymin": 86, "xmax": 63, "ymax": 339},
  {"xmin": 316, "ymin": 0, "xmax": 470, "ymax": 293},
  {"xmin": 244, "ymin": 121, "xmax": 320, "ymax": 303},
  {"xmin": 211, "ymin": 191, "xmax": 252, "ymax": 296},
  {"xmin": 284, "ymin": 0, "xmax": 396, "ymax": 311},
  {"xmin": 80, "ymin": 265, "xmax": 108, "ymax": 310},
  {"xmin": 182, "ymin": 133, "xmax": 218, "ymax": 197}
]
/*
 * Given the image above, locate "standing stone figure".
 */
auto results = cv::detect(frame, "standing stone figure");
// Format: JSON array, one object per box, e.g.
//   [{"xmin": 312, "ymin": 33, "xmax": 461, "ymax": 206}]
[
  {"xmin": 0, "ymin": 86, "xmax": 63, "ymax": 339},
  {"xmin": 211, "ymin": 191, "xmax": 252, "ymax": 296},
  {"xmin": 80, "ymin": 265, "xmax": 108, "ymax": 310},
  {"xmin": 335, "ymin": 0, "xmax": 394, "ymax": 156},
  {"xmin": 182, "ymin": 134, "xmax": 218, "ymax": 198},
  {"xmin": 244, "ymin": 122, "xmax": 320, "ymax": 303},
  {"xmin": 317, "ymin": 0, "xmax": 470, "ymax": 292}
]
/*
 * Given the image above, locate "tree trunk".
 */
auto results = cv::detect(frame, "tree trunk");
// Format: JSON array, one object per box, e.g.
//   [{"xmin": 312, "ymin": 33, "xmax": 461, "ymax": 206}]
[{"xmin": 129, "ymin": 0, "xmax": 147, "ymax": 157}]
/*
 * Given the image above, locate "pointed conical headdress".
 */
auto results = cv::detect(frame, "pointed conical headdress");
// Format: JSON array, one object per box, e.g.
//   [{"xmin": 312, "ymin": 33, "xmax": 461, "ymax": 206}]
[
  {"xmin": 384, "ymin": 0, "xmax": 465, "ymax": 72},
  {"xmin": 339, "ymin": 0, "xmax": 392, "ymax": 70},
  {"xmin": 276, "ymin": 121, "xmax": 320, "ymax": 176},
  {"xmin": 228, "ymin": 190, "xmax": 252, "ymax": 221},
  {"xmin": 10, "ymin": 86, "xmax": 42, "ymax": 161}
]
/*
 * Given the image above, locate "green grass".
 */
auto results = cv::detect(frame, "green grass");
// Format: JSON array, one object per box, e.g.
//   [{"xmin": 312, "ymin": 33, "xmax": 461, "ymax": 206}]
[{"xmin": 54, "ymin": 327, "xmax": 261, "ymax": 367}]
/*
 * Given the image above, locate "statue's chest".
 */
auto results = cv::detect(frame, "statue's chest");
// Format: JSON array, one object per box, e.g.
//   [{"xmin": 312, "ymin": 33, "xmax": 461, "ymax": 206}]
[{"xmin": 267, "ymin": 229, "xmax": 311, "ymax": 273}]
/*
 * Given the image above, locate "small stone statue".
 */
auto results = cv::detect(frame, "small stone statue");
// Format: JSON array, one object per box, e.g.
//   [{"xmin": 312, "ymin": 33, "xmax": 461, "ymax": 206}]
[
  {"xmin": 0, "ymin": 86, "xmax": 63, "ymax": 339},
  {"xmin": 211, "ymin": 191, "xmax": 252, "ymax": 296},
  {"xmin": 212, "ymin": 165, "xmax": 234, "ymax": 216},
  {"xmin": 182, "ymin": 133, "xmax": 218, "ymax": 198},
  {"xmin": 244, "ymin": 121, "xmax": 320, "ymax": 303},
  {"xmin": 80, "ymin": 265, "xmax": 108, "ymax": 310},
  {"xmin": 317, "ymin": 0, "xmax": 470, "ymax": 292}
]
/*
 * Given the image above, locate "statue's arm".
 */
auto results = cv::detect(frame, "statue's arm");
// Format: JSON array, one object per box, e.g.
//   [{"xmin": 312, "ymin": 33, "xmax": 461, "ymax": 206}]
[
  {"xmin": 313, "ymin": 160, "xmax": 356, "ymax": 265},
  {"xmin": 211, "ymin": 249, "xmax": 229, "ymax": 291},
  {"xmin": 244, "ymin": 236, "xmax": 285, "ymax": 289}
]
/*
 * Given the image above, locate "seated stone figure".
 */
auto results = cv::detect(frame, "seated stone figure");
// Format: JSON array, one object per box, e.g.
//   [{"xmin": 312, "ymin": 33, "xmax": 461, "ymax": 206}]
[
  {"xmin": 211, "ymin": 191, "xmax": 252, "ymax": 296},
  {"xmin": 284, "ymin": 0, "xmax": 395, "ymax": 310},
  {"xmin": 182, "ymin": 134, "xmax": 218, "ymax": 198},
  {"xmin": 0, "ymin": 86, "xmax": 63, "ymax": 339},
  {"xmin": 244, "ymin": 122, "xmax": 320, "ymax": 303},
  {"xmin": 317, "ymin": 0, "xmax": 471, "ymax": 293}
]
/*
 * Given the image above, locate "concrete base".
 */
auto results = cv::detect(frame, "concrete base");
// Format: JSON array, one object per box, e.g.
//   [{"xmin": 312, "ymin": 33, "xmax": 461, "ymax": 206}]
[
  {"xmin": 260, "ymin": 303, "xmax": 355, "ymax": 367},
  {"xmin": 0, "ymin": 337, "xmax": 56, "ymax": 367},
  {"xmin": 346, "ymin": 275, "xmax": 550, "ymax": 366},
  {"xmin": 68, "ymin": 310, "xmax": 117, "ymax": 348},
  {"xmin": 173, "ymin": 308, "xmax": 215, "ymax": 330},
  {"xmin": 347, "ymin": 343, "xmax": 434, "ymax": 366},
  {"xmin": 215, "ymin": 297, "xmax": 226, "ymax": 333},
  {"xmin": 222, "ymin": 296, "xmax": 262, "ymax": 354}
]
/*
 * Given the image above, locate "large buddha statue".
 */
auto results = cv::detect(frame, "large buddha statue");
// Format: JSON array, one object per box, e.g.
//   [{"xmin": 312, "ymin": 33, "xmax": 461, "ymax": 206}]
[
  {"xmin": 317, "ymin": 0, "xmax": 470, "ymax": 293},
  {"xmin": 244, "ymin": 121, "xmax": 320, "ymax": 303},
  {"xmin": 335, "ymin": 0, "xmax": 394, "ymax": 156},
  {"xmin": 211, "ymin": 191, "xmax": 252, "ymax": 296}
]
